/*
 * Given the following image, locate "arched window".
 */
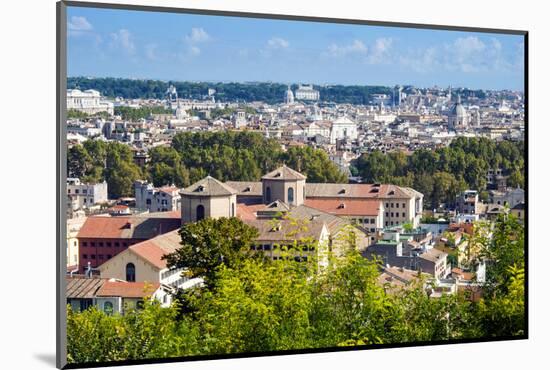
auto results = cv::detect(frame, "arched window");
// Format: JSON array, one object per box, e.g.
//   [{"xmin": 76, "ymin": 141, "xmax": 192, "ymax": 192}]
[
  {"xmin": 231, "ymin": 203, "xmax": 235, "ymax": 217},
  {"xmin": 196, "ymin": 204, "xmax": 205, "ymax": 221},
  {"xmin": 288, "ymin": 187, "xmax": 294, "ymax": 204},
  {"xmin": 266, "ymin": 187, "xmax": 271, "ymax": 203},
  {"xmin": 126, "ymin": 263, "xmax": 135, "ymax": 282},
  {"xmin": 103, "ymin": 301, "xmax": 114, "ymax": 315}
]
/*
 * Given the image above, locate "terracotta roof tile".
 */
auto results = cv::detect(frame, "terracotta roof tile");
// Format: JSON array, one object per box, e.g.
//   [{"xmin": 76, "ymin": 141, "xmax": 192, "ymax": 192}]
[
  {"xmin": 77, "ymin": 215, "xmax": 181, "ymax": 239},
  {"xmin": 96, "ymin": 281, "xmax": 160, "ymax": 298},
  {"xmin": 304, "ymin": 198, "xmax": 382, "ymax": 216}
]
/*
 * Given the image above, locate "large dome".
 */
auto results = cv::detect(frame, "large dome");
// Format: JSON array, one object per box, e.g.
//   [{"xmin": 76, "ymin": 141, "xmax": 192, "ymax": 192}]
[{"xmin": 449, "ymin": 96, "xmax": 466, "ymax": 117}]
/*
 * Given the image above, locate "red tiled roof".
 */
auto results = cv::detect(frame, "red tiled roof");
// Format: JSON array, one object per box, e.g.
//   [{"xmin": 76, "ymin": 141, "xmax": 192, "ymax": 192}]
[
  {"xmin": 129, "ymin": 229, "xmax": 182, "ymax": 269},
  {"xmin": 77, "ymin": 215, "xmax": 181, "ymax": 239},
  {"xmin": 304, "ymin": 198, "xmax": 382, "ymax": 216},
  {"xmin": 236, "ymin": 203, "xmax": 265, "ymax": 221},
  {"xmin": 96, "ymin": 281, "xmax": 160, "ymax": 298}
]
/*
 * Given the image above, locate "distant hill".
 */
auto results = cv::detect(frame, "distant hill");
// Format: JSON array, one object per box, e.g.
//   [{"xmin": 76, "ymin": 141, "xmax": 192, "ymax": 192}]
[{"xmin": 67, "ymin": 77, "xmax": 393, "ymax": 105}]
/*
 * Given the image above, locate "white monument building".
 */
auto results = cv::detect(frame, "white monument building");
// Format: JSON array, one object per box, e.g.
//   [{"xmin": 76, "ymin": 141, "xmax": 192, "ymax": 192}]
[
  {"xmin": 330, "ymin": 116, "xmax": 358, "ymax": 144},
  {"xmin": 67, "ymin": 89, "xmax": 114, "ymax": 115},
  {"xmin": 295, "ymin": 84, "xmax": 320, "ymax": 101}
]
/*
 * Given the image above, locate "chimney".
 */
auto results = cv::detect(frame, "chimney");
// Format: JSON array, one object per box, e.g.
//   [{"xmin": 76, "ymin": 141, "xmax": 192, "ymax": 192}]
[{"xmin": 85, "ymin": 261, "xmax": 92, "ymax": 278}]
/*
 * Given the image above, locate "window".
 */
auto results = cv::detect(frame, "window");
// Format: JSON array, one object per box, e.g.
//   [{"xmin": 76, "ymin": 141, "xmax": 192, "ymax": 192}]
[
  {"xmin": 107, "ymin": 254, "xmax": 112, "ymax": 259},
  {"xmin": 402, "ymin": 212, "xmax": 406, "ymax": 217},
  {"xmin": 83, "ymin": 189, "xmax": 87, "ymax": 194},
  {"xmin": 103, "ymin": 301, "xmax": 114, "ymax": 315},
  {"xmin": 98, "ymin": 255, "xmax": 104, "ymax": 259},
  {"xmin": 266, "ymin": 187, "xmax": 271, "ymax": 203},
  {"xmin": 396, "ymin": 203, "xmax": 399, "ymax": 208},
  {"xmin": 68, "ymin": 189, "xmax": 71, "ymax": 194},
  {"xmin": 370, "ymin": 218, "xmax": 375, "ymax": 224},
  {"xmin": 83, "ymin": 198, "xmax": 87, "ymax": 204},
  {"xmin": 391, "ymin": 203, "xmax": 394, "ymax": 208},
  {"xmin": 402, "ymin": 203, "xmax": 406, "ymax": 208},
  {"xmin": 98, "ymin": 242, "xmax": 103, "ymax": 247},
  {"xmin": 106, "ymin": 242, "xmax": 111, "ymax": 247},
  {"xmin": 146, "ymin": 199, "xmax": 151, "ymax": 205},
  {"xmin": 90, "ymin": 242, "xmax": 95, "ymax": 247},
  {"xmin": 75, "ymin": 189, "xmax": 79, "ymax": 194},
  {"xmin": 288, "ymin": 187, "xmax": 294, "ymax": 204},
  {"xmin": 90, "ymin": 254, "xmax": 96, "ymax": 259},
  {"xmin": 126, "ymin": 263, "xmax": 136, "ymax": 282},
  {"xmin": 114, "ymin": 242, "xmax": 120, "ymax": 247},
  {"xmin": 83, "ymin": 254, "xmax": 88, "ymax": 259},
  {"xmin": 390, "ymin": 222, "xmax": 394, "ymax": 226},
  {"xmin": 82, "ymin": 242, "xmax": 87, "ymax": 247},
  {"xmin": 385, "ymin": 212, "xmax": 389, "ymax": 217},
  {"xmin": 391, "ymin": 212, "xmax": 394, "ymax": 217},
  {"xmin": 196, "ymin": 204, "xmax": 205, "ymax": 221},
  {"xmin": 385, "ymin": 203, "xmax": 389, "ymax": 208}
]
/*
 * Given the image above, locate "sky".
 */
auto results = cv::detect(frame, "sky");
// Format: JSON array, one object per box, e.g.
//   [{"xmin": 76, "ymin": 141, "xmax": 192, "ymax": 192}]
[{"xmin": 67, "ymin": 6, "xmax": 525, "ymax": 91}]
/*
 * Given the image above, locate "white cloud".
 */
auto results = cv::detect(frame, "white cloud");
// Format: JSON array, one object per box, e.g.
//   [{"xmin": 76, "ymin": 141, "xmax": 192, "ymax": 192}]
[
  {"xmin": 68, "ymin": 16, "xmax": 92, "ymax": 31},
  {"xmin": 110, "ymin": 29, "xmax": 135, "ymax": 55},
  {"xmin": 326, "ymin": 40, "xmax": 367, "ymax": 57},
  {"xmin": 188, "ymin": 46, "xmax": 201, "ymax": 56},
  {"xmin": 267, "ymin": 37, "xmax": 289, "ymax": 49},
  {"xmin": 399, "ymin": 46, "xmax": 440, "ymax": 73},
  {"xmin": 185, "ymin": 28, "xmax": 210, "ymax": 43},
  {"xmin": 366, "ymin": 37, "xmax": 393, "ymax": 64},
  {"xmin": 398, "ymin": 36, "xmax": 520, "ymax": 74}
]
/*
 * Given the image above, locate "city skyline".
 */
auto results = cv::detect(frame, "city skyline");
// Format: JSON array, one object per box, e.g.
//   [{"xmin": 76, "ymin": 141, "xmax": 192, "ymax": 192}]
[{"xmin": 67, "ymin": 6, "xmax": 525, "ymax": 91}]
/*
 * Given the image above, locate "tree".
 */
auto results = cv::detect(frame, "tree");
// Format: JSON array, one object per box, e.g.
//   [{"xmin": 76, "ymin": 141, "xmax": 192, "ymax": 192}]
[
  {"xmin": 164, "ymin": 217, "xmax": 260, "ymax": 285},
  {"xmin": 67, "ymin": 145, "xmax": 92, "ymax": 178}
]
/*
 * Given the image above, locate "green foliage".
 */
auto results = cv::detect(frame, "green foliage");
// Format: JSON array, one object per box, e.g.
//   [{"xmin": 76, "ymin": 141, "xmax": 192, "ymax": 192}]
[
  {"xmin": 114, "ymin": 105, "xmax": 172, "ymax": 121},
  {"xmin": 67, "ymin": 109, "xmax": 90, "ymax": 119},
  {"xmin": 171, "ymin": 131, "xmax": 345, "ymax": 183},
  {"xmin": 67, "ymin": 213, "xmax": 524, "ymax": 363},
  {"xmin": 353, "ymin": 138, "xmax": 524, "ymax": 209},
  {"xmin": 67, "ymin": 300, "xmax": 199, "ymax": 364},
  {"xmin": 68, "ymin": 77, "xmax": 392, "ymax": 104},
  {"xmin": 67, "ymin": 140, "xmax": 142, "ymax": 198},
  {"xmin": 164, "ymin": 217, "xmax": 260, "ymax": 285},
  {"xmin": 282, "ymin": 146, "xmax": 348, "ymax": 183}
]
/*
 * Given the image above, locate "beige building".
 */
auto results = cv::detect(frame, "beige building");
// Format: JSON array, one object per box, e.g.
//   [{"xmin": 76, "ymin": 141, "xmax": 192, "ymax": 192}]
[
  {"xmin": 227, "ymin": 167, "xmax": 423, "ymax": 229},
  {"xmin": 180, "ymin": 176, "xmax": 238, "ymax": 223},
  {"xmin": 261, "ymin": 165, "xmax": 306, "ymax": 206},
  {"xmin": 98, "ymin": 229, "xmax": 202, "ymax": 291},
  {"xmin": 67, "ymin": 216, "xmax": 87, "ymax": 270}
]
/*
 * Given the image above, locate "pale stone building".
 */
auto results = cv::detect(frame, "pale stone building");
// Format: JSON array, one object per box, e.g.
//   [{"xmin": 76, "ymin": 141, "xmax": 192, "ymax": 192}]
[
  {"xmin": 67, "ymin": 89, "xmax": 114, "ymax": 115},
  {"xmin": 180, "ymin": 176, "xmax": 238, "ymax": 223},
  {"xmin": 134, "ymin": 181, "xmax": 181, "ymax": 213}
]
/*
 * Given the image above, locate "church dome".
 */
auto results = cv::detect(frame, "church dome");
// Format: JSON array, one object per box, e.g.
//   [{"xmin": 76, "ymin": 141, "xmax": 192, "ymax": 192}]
[{"xmin": 449, "ymin": 96, "xmax": 466, "ymax": 118}]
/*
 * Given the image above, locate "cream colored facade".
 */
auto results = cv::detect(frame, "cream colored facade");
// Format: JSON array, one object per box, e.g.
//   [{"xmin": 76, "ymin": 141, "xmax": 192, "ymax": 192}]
[
  {"xmin": 100, "ymin": 249, "xmax": 160, "ymax": 283},
  {"xmin": 382, "ymin": 197, "xmax": 417, "ymax": 228},
  {"xmin": 181, "ymin": 194, "xmax": 237, "ymax": 223},
  {"xmin": 262, "ymin": 178, "xmax": 305, "ymax": 206}
]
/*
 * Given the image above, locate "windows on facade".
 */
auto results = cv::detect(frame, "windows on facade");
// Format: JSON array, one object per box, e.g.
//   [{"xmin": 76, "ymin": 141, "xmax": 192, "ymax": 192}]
[
  {"xmin": 103, "ymin": 301, "xmax": 114, "ymax": 315},
  {"xmin": 288, "ymin": 187, "xmax": 294, "ymax": 203},
  {"xmin": 126, "ymin": 263, "xmax": 136, "ymax": 282},
  {"xmin": 196, "ymin": 204, "xmax": 205, "ymax": 221}
]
